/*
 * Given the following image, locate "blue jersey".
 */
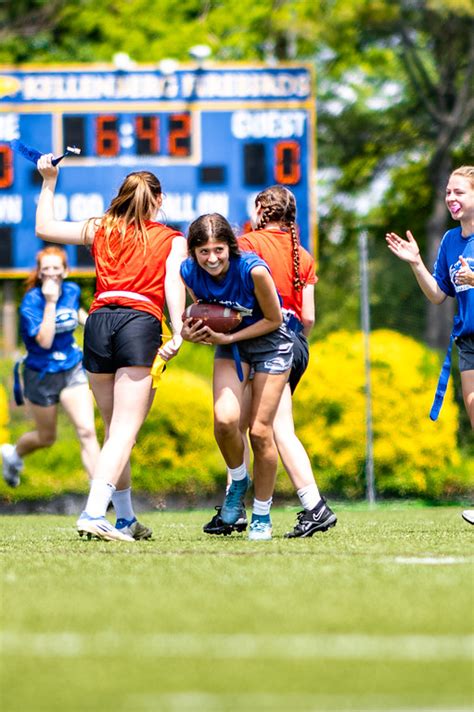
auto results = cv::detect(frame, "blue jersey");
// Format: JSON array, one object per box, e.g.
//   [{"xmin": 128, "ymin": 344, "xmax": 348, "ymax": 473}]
[
  {"xmin": 180, "ymin": 251, "xmax": 275, "ymax": 329},
  {"xmin": 433, "ymin": 226, "xmax": 474, "ymax": 338},
  {"xmin": 20, "ymin": 281, "xmax": 83, "ymax": 373}
]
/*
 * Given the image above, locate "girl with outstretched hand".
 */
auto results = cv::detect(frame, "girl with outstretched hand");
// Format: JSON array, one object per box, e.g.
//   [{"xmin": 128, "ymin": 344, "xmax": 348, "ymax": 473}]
[{"xmin": 35, "ymin": 154, "xmax": 187, "ymax": 541}]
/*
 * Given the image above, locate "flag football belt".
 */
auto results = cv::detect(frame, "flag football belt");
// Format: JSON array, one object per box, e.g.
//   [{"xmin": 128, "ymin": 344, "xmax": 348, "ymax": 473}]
[
  {"xmin": 282, "ymin": 309, "xmax": 304, "ymax": 334},
  {"xmin": 96, "ymin": 290, "xmax": 172, "ymax": 389},
  {"xmin": 429, "ymin": 332, "xmax": 454, "ymax": 421}
]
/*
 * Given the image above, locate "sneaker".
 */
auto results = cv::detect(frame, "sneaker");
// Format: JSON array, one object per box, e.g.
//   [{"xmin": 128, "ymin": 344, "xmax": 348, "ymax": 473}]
[
  {"xmin": 462, "ymin": 510, "xmax": 474, "ymax": 525},
  {"xmin": 221, "ymin": 475, "xmax": 250, "ymax": 525},
  {"xmin": 248, "ymin": 519, "xmax": 272, "ymax": 541},
  {"xmin": 203, "ymin": 505, "xmax": 248, "ymax": 535},
  {"xmin": 115, "ymin": 517, "xmax": 153, "ymax": 540},
  {"xmin": 77, "ymin": 513, "xmax": 135, "ymax": 542},
  {"xmin": 285, "ymin": 497, "xmax": 337, "ymax": 538},
  {"xmin": 1, "ymin": 444, "xmax": 23, "ymax": 488}
]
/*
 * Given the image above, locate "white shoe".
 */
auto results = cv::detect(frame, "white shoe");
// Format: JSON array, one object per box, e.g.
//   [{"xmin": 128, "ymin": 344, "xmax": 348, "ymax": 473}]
[
  {"xmin": 462, "ymin": 510, "xmax": 474, "ymax": 525},
  {"xmin": 248, "ymin": 519, "xmax": 272, "ymax": 541},
  {"xmin": 115, "ymin": 517, "xmax": 153, "ymax": 540},
  {"xmin": 77, "ymin": 513, "xmax": 135, "ymax": 542},
  {"xmin": 1, "ymin": 444, "xmax": 23, "ymax": 487}
]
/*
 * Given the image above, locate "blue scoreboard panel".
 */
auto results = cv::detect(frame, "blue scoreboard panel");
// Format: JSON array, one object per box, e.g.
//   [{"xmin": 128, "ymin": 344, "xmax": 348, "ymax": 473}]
[{"xmin": 0, "ymin": 63, "xmax": 315, "ymax": 274}]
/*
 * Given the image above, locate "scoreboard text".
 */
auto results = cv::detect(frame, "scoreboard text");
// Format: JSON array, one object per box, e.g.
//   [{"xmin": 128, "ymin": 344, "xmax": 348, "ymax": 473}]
[{"xmin": 0, "ymin": 64, "xmax": 315, "ymax": 272}]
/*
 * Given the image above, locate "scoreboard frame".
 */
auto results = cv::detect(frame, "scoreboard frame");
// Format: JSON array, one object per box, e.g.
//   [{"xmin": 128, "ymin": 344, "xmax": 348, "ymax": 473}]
[{"xmin": 0, "ymin": 61, "xmax": 316, "ymax": 277}]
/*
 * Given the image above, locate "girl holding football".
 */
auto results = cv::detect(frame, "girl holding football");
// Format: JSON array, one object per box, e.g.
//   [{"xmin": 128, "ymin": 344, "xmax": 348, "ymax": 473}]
[
  {"xmin": 1, "ymin": 246, "xmax": 100, "ymax": 489},
  {"xmin": 181, "ymin": 212, "xmax": 294, "ymax": 540},
  {"xmin": 204, "ymin": 185, "xmax": 337, "ymax": 538},
  {"xmin": 386, "ymin": 165, "xmax": 474, "ymax": 525},
  {"xmin": 35, "ymin": 154, "xmax": 187, "ymax": 541}
]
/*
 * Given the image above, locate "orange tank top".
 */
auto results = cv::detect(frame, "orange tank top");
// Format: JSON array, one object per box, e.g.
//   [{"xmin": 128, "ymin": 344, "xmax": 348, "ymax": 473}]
[
  {"xmin": 89, "ymin": 221, "xmax": 183, "ymax": 322},
  {"xmin": 238, "ymin": 229, "xmax": 317, "ymax": 321}
]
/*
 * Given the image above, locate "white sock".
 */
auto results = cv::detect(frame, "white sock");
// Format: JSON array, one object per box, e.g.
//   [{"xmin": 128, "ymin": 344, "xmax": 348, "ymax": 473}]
[
  {"xmin": 297, "ymin": 484, "xmax": 321, "ymax": 512},
  {"xmin": 84, "ymin": 479, "xmax": 116, "ymax": 518},
  {"xmin": 252, "ymin": 497, "xmax": 273, "ymax": 516},
  {"xmin": 112, "ymin": 487, "xmax": 135, "ymax": 521},
  {"xmin": 228, "ymin": 463, "xmax": 247, "ymax": 482},
  {"xmin": 12, "ymin": 446, "xmax": 23, "ymax": 466}
]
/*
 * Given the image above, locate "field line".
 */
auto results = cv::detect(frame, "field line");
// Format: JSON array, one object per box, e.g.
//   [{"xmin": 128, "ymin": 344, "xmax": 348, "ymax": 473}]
[{"xmin": 1, "ymin": 632, "xmax": 472, "ymax": 661}]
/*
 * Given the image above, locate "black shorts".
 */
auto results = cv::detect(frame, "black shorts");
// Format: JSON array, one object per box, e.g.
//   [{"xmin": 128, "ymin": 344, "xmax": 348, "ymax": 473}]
[
  {"xmin": 23, "ymin": 361, "xmax": 88, "ymax": 407},
  {"xmin": 289, "ymin": 331, "xmax": 309, "ymax": 393},
  {"xmin": 456, "ymin": 334, "xmax": 474, "ymax": 372},
  {"xmin": 83, "ymin": 307, "xmax": 162, "ymax": 373}
]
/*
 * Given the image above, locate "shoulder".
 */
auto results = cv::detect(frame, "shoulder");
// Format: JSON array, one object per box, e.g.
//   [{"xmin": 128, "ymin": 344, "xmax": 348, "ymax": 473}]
[
  {"xmin": 180, "ymin": 256, "xmax": 195, "ymax": 279},
  {"xmin": 149, "ymin": 222, "xmax": 184, "ymax": 239},
  {"xmin": 20, "ymin": 287, "xmax": 41, "ymax": 308},
  {"xmin": 239, "ymin": 250, "xmax": 268, "ymax": 270},
  {"xmin": 63, "ymin": 281, "xmax": 80, "ymax": 296}
]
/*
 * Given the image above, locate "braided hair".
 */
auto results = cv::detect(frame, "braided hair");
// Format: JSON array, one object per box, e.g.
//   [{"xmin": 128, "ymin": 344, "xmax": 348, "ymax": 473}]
[{"xmin": 254, "ymin": 185, "xmax": 301, "ymax": 291}]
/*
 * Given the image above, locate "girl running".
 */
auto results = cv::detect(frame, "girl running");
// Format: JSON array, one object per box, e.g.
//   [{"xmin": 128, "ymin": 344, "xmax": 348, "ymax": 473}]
[
  {"xmin": 35, "ymin": 154, "xmax": 187, "ymax": 541},
  {"xmin": 1, "ymin": 247, "xmax": 99, "ymax": 489}
]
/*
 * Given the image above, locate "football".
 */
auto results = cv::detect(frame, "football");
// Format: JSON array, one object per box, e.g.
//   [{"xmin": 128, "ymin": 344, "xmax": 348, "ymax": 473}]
[{"xmin": 182, "ymin": 303, "xmax": 242, "ymax": 333}]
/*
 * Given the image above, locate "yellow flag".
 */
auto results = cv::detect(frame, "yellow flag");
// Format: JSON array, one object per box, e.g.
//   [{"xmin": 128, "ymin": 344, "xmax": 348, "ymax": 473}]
[{"xmin": 150, "ymin": 319, "xmax": 173, "ymax": 389}]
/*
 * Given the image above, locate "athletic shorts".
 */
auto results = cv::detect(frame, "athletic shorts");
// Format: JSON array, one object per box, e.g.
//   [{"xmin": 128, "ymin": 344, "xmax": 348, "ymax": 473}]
[
  {"xmin": 215, "ymin": 324, "xmax": 293, "ymax": 375},
  {"xmin": 83, "ymin": 306, "xmax": 162, "ymax": 373},
  {"xmin": 288, "ymin": 331, "xmax": 309, "ymax": 393},
  {"xmin": 23, "ymin": 361, "xmax": 88, "ymax": 407},
  {"xmin": 456, "ymin": 334, "xmax": 474, "ymax": 372}
]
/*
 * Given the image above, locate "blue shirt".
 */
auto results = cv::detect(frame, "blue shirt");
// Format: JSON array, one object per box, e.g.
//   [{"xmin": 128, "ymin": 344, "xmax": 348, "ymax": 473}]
[
  {"xmin": 433, "ymin": 227, "xmax": 474, "ymax": 338},
  {"xmin": 20, "ymin": 281, "xmax": 83, "ymax": 373},
  {"xmin": 180, "ymin": 251, "xmax": 275, "ymax": 329}
]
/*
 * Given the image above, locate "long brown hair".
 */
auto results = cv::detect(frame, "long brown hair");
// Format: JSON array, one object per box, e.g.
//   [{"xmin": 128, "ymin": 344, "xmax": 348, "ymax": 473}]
[
  {"xmin": 187, "ymin": 213, "xmax": 240, "ymax": 259},
  {"xmin": 254, "ymin": 185, "xmax": 301, "ymax": 291},
  {"xmin": 24, "ymin": 246, "xmax": 68, "ymax": 292},
  {"xmin": 96, "ymin": 171, "xmax": 162, "ymax": 259}
]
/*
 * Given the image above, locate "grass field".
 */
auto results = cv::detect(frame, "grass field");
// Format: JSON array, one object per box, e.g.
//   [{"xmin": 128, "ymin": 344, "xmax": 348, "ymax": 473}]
[{"xmin": 1, "ymin": 504, "xmax": 473, "ymax": 712}]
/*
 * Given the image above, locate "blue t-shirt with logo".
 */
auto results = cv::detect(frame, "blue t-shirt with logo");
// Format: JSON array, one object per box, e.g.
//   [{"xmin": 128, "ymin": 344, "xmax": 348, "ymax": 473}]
[
  {"xmin": 433, "ymin": 227, "xmax": 474, "ymax": 338},
  {"xmin": 20, "ymin": 281, "xmax": 83, "ymax": 373},
  {"xmin": 180, "ymin": 251, "xmax": 275, "ymax": 329}
]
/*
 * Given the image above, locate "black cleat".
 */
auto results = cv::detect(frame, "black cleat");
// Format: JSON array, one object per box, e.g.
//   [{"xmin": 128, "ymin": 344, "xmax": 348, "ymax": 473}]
[
  {"xmin": 285, "ymin": 497, "xmax": 337, "ymax": 538},
  {"xmin": 203, "ymin": 505, "xmax": 248, "ymax": 536}
]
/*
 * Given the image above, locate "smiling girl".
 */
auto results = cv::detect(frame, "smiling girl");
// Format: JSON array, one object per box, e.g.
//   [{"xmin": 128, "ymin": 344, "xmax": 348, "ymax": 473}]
[{"xmin": 180, "ymin": 213, "xmax": 294, "ymax": 540}]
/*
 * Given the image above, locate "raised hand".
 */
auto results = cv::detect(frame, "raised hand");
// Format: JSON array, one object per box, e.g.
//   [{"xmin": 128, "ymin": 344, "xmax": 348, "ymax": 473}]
[
  {"xmin": 41, "ymin": 277, "xmax": 60, "ymax": 303},
  {"xmin": 455, "ymin": 255, "xmax": 474, "ymax": 287},
  {"xmin": 37, "ymin": 153, "xmax": 59, "ymax": 180},
  {"xmin": 385, "ymin": 230, "xmax": 421, "ymax": 264}
]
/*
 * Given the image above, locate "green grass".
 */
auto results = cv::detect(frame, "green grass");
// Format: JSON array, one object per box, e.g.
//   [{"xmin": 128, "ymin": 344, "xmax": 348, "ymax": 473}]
[{"xmin": 1, "ymin": 505, "xmax": 473, "ymax": 712}]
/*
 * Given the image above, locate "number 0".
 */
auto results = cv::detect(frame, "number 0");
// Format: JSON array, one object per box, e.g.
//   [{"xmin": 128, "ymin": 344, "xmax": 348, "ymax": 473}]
[
  {"xmin": 0, "ymin": 145, "xmax": 13, "ymax": 189},
  {"xmin": 274, "ymin": 140, "xmax": 300, "ymax": 185}
]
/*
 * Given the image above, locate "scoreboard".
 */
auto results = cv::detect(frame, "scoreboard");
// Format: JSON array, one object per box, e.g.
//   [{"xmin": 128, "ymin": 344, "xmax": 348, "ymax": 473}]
[{"xmin": 0, "ymin": 63, "xmax": 315, "ymax": 273}]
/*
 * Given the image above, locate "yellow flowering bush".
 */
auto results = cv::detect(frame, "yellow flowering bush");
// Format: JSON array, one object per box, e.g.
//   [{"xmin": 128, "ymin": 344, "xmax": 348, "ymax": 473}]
[
  {"xmin": 131, "ymin": 367, "xmax": 224, "ymax": 497},
  {"xmin": 287, "ymin": 329, "xmax": 462, "ymax": 498},
  {"xmin": 0, "ymin": 383, "xmax": 9, "ymax": 445}
]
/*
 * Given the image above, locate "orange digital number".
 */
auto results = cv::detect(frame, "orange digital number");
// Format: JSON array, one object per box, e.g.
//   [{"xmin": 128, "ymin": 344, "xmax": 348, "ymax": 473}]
[
  {"xmin": 0, "ymin": 145, "xmax": 13, "ymax": 189},
  {"xmin": 168, "ymin": 113, "xmax": 191, "ymax": 157},
  {"xmin": 136, "ymin": 115, "xmax": 159, "ymax": 155},
  {"xmin": 274, "ymin": 140, "xmax": 301, "ymax": 185},
  {"xmin": 96, "ymin": 115, "xmax": 119, "ymax": 157}
]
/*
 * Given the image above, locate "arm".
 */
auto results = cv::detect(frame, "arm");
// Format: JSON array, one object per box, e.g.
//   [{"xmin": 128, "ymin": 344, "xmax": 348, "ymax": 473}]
[
  {"xmin": 158, "ymin": 235, "xmax": 188, "ymax": 361},
  {"xmin": 385, "ymin": 230, "xmax": 447, "ymax": 305},
  {"xmin": 188, "ymin": 266, "xmax": 283, "ymax": 346},
  {"xmin": 35, "ymin": 279, "xmax": 60, "ymax": 350},
  {"xmin": 301, "ymin": 284, "xmax": 315, "ymax": 337},
  {"xmin": 78, "ymin": 307, "xmax": 88, "ymax": 326},
  {"xmin": 36, "ymin": 155, "xmax": 95, "ymax": 246}
]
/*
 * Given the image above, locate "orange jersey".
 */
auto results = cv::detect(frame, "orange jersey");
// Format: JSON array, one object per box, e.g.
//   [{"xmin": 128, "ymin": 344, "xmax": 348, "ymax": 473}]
[
  {"xmin": 89, "ymin": 221, "xmax": 183, "ymax": 322},
  {"xmin": 238, "ymin": 229, "xmax": 317, "ymax": 321}
]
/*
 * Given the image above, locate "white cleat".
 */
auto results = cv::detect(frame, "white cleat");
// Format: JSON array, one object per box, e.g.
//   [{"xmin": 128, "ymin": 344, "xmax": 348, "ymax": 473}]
[
  {"xmin": 1, "ymin": 444, "xmax": 23, "ymax": 488},
  {"xmin": 461, "ymin": 510, "xmax": 474, "ymax": 525},
  {"xmin": 248, "ymin": 520, "xmax": 272, "ymax": 541},
  {"xmin": 77, "ymin": 514, "xmax": 135, "ymax": 542}
]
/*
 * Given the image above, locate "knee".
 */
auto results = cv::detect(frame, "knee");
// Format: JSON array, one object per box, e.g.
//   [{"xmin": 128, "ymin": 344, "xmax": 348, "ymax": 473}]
[
  {"xmin": 214, "ymin": 414, "xmax": 240, "ymax": 441},
  {"xmin": 249, "ymin": 422, "xmax": 273, "ymax": 453},
  {"xmin": 77, "ymin": 425, "xmax": 98, "ymax": 445},
  {"xmin": 38, "ymin": 431, "xmax": 56, "ymax": 448}
]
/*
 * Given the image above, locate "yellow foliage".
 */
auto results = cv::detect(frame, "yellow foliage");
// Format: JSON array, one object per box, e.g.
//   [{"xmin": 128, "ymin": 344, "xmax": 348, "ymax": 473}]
[{"xmin": 293, "ymin": 330, "xmax": 460, "ymax": 497}]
